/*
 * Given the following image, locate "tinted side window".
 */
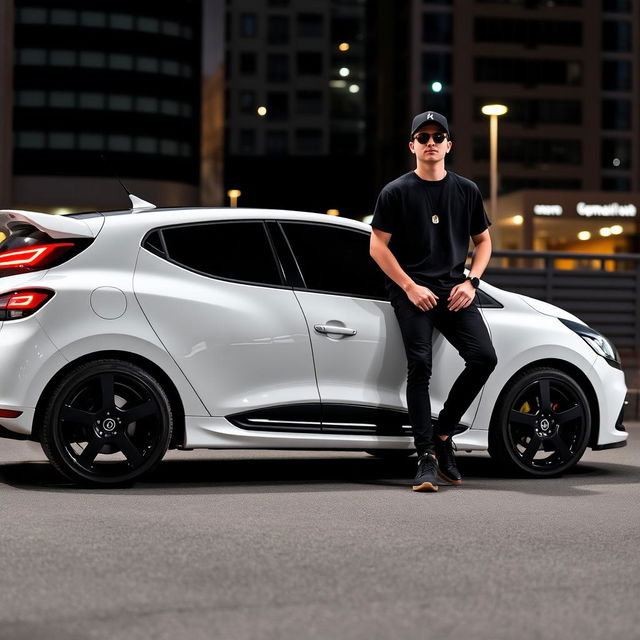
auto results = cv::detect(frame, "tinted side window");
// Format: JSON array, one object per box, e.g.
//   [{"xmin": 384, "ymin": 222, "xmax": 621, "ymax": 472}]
[
  {"xmin": 161, "ymin": 221, "xmax": 281, "ymax": 286},
  {"xmin": 281, "ymin": 222, "xmax": 386, "ymax": 299}
]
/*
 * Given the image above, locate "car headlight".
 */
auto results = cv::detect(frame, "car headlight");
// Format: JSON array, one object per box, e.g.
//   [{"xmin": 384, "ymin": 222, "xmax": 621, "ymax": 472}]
[{"xmin": 559, "ymin": 318, "xmax": 622, "ymax": 369}]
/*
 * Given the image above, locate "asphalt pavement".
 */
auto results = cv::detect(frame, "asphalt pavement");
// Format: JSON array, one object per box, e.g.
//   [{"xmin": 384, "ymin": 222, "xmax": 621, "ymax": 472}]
[{"xmin": 0, "ymin": 424, "xmax": 638, "ymax": 640}]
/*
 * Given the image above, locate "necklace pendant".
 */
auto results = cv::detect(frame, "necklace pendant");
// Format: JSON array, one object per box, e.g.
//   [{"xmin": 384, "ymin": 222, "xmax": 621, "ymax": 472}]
[{"xmin": 432, "ymin": 214, "xmax": 439, "ymax": 224}]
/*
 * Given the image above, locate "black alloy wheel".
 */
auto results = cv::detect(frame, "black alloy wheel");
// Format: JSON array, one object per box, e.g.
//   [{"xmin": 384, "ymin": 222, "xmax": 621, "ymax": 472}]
[
  {"xmin": 489, "ymin": 367, "xmax": 591, "ymax": 477},
  {"xmin": 41, "ymin": 359, "xmax": 173, "ymax": 485}
]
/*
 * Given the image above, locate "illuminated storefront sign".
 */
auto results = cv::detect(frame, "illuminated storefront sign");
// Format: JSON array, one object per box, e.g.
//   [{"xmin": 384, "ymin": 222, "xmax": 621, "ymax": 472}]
[
  {"xmin": 533, "ymin": 204, "xmax": 563, "ymax": 216},
  {"xmin": 533, "ymin": 202, "xmax": 637, "ymax": 217},
  {"xmin": 576, "ymin": 202, "xmax": 637, "ymax": 217}
]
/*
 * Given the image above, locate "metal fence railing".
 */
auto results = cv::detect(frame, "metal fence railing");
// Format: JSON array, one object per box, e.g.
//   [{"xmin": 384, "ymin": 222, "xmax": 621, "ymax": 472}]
[{"xmin": 481, "ymin": 250, "xmax": 640, "ymax": 355}]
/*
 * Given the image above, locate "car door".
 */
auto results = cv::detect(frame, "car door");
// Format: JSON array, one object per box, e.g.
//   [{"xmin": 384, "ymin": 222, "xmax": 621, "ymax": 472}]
[
  {"xmin": 277, "ymin": 220, "xmax": 479, "ymax": 432},
  {"xmin": 133, "ymin": 219, "xmax": 321, "ymax": 422}
]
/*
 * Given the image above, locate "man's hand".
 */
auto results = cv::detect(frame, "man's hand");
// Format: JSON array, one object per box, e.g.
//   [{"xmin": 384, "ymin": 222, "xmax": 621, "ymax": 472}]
[
  {"xmin": 405, "ymin": 282, "xmax": 439, "ymax": 311},
  {"xmin": 447, "ymin": 280, "xmax": 475, "ymax": 311}
]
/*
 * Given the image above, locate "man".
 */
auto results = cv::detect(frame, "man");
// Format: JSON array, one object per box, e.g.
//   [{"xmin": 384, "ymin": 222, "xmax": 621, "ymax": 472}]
[{"xmin": 370, "ymin": 110, "xmax": 497, "ymax": 492}]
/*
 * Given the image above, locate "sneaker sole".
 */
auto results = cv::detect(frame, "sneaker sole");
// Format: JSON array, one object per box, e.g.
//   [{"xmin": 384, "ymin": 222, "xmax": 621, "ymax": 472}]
[
  {"xmin": 412, "ymin": 482, "xmax": 438, "ymax": 492},
  {"xmin": 437, "ymin": 470, "xmax": 463, "ymax": 486}
]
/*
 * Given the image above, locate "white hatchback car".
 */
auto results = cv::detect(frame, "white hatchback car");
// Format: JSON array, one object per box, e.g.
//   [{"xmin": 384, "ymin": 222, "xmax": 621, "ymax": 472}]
[{"xmin": 0, "ymin": 201, "xmax": 628, "ymax": 485}]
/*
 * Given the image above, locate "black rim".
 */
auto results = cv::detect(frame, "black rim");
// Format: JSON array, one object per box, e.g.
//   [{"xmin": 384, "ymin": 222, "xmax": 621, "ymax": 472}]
[
  {"xmin": 506, "ymin": 377, "xmax": 587, "ymax": 472},
  {"xmin": 54, "ymin": 371, "xmax": 166, "ymax": 480}
]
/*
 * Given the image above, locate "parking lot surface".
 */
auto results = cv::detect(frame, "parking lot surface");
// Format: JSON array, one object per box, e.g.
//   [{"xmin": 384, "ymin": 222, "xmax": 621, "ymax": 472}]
[{"xmin": 0, "ymin": 425, "xmax": 638, "ymax": 640}]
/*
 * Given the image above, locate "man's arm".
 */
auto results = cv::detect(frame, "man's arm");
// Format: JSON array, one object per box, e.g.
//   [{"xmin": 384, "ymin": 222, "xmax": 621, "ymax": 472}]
[
  {"xmin": 370, "ymin": 228, "xmax": 439, "ymax": 311},
  {"xmin": 447, "ymin": 229, "xmax": 492, "ymax": 312}
]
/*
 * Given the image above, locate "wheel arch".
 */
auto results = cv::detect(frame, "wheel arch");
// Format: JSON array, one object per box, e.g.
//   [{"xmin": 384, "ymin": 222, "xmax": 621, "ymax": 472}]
[
  {"xmin": 489, "ymin": 358, "xmax": 600, "ymax": 448},
  {"xmin": 32, "ymin": 350, "xmax": 186, "ymax": 449}
]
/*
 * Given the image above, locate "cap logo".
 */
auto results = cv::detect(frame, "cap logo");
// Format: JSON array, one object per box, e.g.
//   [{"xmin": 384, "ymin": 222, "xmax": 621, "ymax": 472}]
[{"xmin": 426, "ymin": 113, "xmax": 434, "ymax": 119}]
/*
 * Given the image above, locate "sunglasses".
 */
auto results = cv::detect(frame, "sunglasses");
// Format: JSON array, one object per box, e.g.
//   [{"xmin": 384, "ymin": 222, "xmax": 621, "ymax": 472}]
[{"xmin": 413, "ymin": 132, "xmax": 448, "ymax": 144}]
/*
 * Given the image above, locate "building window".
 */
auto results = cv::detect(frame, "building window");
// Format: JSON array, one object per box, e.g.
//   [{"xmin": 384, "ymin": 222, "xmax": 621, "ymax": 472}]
[
  {"xmin": 49, "ymin": 91, "xmax": 75, "ymax": 108},
  {"xmin": 79, "ymin": 133, "xmax": 104, "ymax": 150},
  {"xmin": 49, "ymin": 132, "xmax": 75, "ymax": 149},
  {"xmin": 240, "ymin": 13, "xmax": 257, "ymax": 37},
  {"xmin": 51, "ymin": 9, "xmax": 77, "ymax": 25},
  {"xmin": 240, "ymin": 52, "xmax": 257, "ymax": 74},
  {"xmin": 15, "ymin": 90, "xmax": 46, "ymax": 107},
  {"xmin": 108, "ymin": 134, "xmax": 133, "ymax": 152},
  {"xmin": 297, "ymin": 52, "xmax": 323, "ymax": 75},
  {"xmin": 268, "ymin": 15, "xmax": 290, "ymax": 44},
  {"xmin": 602, "ymin": 176, "xmax": 631, "ymax": 191},
  {"xmin": 137, "ymin": 56, "xmax": 160, "ymax": 73},
  {"xmin": 602, "ymin": 20, "xmax": 631, "ymax": 51},
  {"xmin": 267, "ymin": 92, "xmax": 289, "ymax": 120},
  {"xmin": 474, "ymin": 17, "xmax": 582, "ymax": 46},
  {"xmin": 16, "ymin": 7, "xmax": 47, "ymax": 24},
  {"xmin": 602, "ymin": 60, "xmax": 632, "ymax": 91},
  {"xmin": 239, "ymin": 90, "xmax": 256, "ymax": 114},
  {"xmin": 161, "ymin": 60, "xmax": 181, "ymax": 76},
  {"xmin": 297, "ymin": 13, "xmax": 323, "ymax": 37},
  {"xmin": 108, "ymin": 95, "xmax": 133, "ymax": 111},
  {"xmin": 17, "ymin": 49, "xmax": 47, "ymax": 65},
  {"xmin": 16, "ymin": 131, "xmax": 46, "ymax": 149},
  {"xmin": 161, "ymin": 99, "xmax": 180, "ymax": 116},
  {"xmin": 475, "ymin": 58, "xmax": 582, "ymax": 86},
  {"xmin": 297, "ymin": 90, "xmax": 323, "ymax": 114},
  {"xmin": 601, "ymin": 138, "xmax": 631, "ymax": 169},
  {"xmin": 266, "ymin": 130, "xmax": 289, "ymax": 155},
  {"xmin": 79, "ymin": 93, "xmax": 105, "ymax": 109},
  {"xmin": 110, "ymin": 53, "xmax": 134, "ymax": 70},
  {"xmin": 135, "ymin": 137, "xmax": 158, "ymax": 154},
  {"xmin": 267, "ymin": 54, "xmax": 289, "ymax": 82},
  {"xmin": 602, "ymin": 99, "xmax": 631, "ymax": 130},
  {"xmin": 296, "ymin": 129, "xmax": 323, "ymax": 154},
  {"xmin": 50, "ymin": 50, "xmax": 76, "ymax": 66},
  {"xmin": 239, "ymin": 129, "xmax": 256, "ymax": 154},
  {"xmin": 473, "ymin": 137, "xmax": 582, "ymax": 165},
  {"xmin": 136, "ymin": 96, "xmax": 159, "ymax": 113},
  {"xmin": 603, "ymin": 0, "xmax": 631, "ymax": 12},
  {"xmin": 80, "ymin": 11, "xmax": 107, "ymax": 27},
  {"xmin": 80, "ymin": 51, "xmax": 106, "ymax": 68},
  {"xmin": 138, "ymin": 16, "xmax": 160, "ymax": 33},
  {"xmin": 160, "ymin": 139, "xmax": 179, "ymax": 156},
  {"xmin": 110, "ymin": 14, "xmax": 134, "ymax": 30},
  {"xmin": 422, "ymin": 52, "xmax": 451, "ymax": 87},
  {"xmin": 422, "ymin": 12, "xmax": 452, "ymax": 44}
]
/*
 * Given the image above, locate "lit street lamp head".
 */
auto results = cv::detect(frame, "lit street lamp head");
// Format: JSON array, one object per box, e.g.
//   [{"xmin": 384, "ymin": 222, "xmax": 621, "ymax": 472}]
[{"xmin": 481, "ymin": 104, "xmax": 508, "ymax": 117}]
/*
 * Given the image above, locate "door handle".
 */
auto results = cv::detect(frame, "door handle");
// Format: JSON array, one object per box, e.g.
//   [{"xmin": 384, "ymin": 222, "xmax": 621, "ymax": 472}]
[{"xmin": 314, "ymin": 324, "xmax": 357, "ymax": 336}]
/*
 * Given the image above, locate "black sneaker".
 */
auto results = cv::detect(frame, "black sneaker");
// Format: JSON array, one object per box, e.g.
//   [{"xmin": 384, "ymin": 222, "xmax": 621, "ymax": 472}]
[
  {"xmin": 412, "ymin": 453, "xmax": 439, "ymax": 492},
  {"xmin": 434, "ymin": 437, "xmax": 463, "ymax": 485}
]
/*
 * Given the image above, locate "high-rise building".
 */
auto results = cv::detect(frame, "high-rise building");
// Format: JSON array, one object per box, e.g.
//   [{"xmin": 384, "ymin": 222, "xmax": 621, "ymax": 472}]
[
  {"xmin": 414, "ymin": 0, "xmax": 638, "ymax": 195},
  {"xmin": 412, "ymin": 0, "xmax": 639, "ymax": 253},
  {"xmin": 224, "ymin": 0, "xmax": 371, "ymax": 217},
  {"xmin": 1, "ymin": 1, "xmax": 208, "ymax": 212}
]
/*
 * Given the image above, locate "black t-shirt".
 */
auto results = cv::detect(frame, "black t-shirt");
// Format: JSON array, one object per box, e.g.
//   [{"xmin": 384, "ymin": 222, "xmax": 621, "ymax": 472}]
[{"xmin": 371, "ymin": 170, "xmax": 491, "ymax": 297}]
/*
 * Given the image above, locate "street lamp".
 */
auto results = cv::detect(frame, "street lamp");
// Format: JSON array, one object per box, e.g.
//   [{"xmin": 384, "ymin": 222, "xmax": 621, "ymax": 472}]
[
  {"xmin": 481, "ymin": 104, "xmax": 508, "ymax": 223},
  {"xmin": 227, "ymin": 189, "xmax": 241, "ymax": 208}
]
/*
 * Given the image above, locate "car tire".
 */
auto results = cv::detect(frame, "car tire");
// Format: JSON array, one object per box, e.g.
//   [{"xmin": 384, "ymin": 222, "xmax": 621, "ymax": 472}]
[
  {"xmin": 488, "ymin": 366, "xmax": 591, "ymax": 477},
  {"xmin": 41, "ymin": 359, "xmax": 173, "ymax": 485}
]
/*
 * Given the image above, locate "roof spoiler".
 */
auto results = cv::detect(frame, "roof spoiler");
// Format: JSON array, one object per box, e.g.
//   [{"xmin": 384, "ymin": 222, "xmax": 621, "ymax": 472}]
[{"xmin": 0, "ymin": 209, "xmax": 97, "ymax": 239}]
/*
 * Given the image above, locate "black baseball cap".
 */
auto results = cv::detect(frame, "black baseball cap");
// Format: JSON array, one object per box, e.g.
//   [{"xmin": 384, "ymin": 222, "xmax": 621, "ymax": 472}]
[{"xmin": 410, "ymin": 111, "xmax": 450, "ymax": 139}]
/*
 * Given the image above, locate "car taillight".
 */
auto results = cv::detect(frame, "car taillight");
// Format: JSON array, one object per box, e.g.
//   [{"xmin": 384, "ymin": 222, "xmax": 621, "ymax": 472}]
[
  {"xmin": 0, "ymin": 289, "xmax": 54, "ymax": 320},
  {"xmin": 0, "ymin": 243, "xmax": 74, "ymax": 272}
]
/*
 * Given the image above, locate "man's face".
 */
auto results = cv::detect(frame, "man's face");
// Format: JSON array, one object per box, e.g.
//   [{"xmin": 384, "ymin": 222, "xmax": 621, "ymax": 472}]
[{"xmin": 409, "ymin": 125, "xmax": 452, "ymax": 163}]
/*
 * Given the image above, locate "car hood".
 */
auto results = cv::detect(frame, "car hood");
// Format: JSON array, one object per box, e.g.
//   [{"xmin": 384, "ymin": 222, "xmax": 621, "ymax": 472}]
[{"xmin": 518, "ymin": 294, "xmax": 586, "ymax": 325}]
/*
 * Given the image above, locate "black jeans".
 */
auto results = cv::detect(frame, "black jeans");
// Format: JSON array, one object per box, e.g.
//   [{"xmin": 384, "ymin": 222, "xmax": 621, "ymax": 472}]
[{"xmin": 391, "ymin": 292, "xmax": 497, "ymax": 456}]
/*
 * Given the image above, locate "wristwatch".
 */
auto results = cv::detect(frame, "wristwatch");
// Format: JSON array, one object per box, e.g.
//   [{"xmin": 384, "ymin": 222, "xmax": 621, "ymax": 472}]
[{"xmin": 466, "ymin": 276, "xmax": 480, "ymax": 289}]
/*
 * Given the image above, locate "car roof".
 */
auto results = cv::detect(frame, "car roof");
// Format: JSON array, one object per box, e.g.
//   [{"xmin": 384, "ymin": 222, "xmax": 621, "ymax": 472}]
[{"xmin": 85, "ymin": 207, "xmax": 373, "ymax": 233}]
